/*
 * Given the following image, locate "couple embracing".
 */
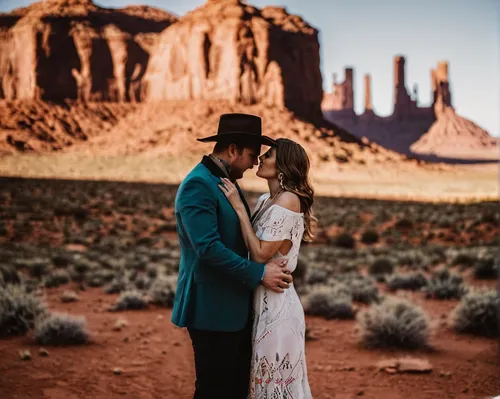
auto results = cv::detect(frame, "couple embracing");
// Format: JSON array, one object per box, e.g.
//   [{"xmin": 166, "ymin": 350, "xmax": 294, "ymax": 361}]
[{"xmin": 172, "ymin": 113, "xmax": 315, "ymax": 399}]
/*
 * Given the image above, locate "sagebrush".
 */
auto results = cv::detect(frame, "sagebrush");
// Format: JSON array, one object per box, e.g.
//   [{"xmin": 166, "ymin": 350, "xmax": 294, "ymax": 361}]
[
  {"xmin": 357, "ymin": 297, "xmax": 430, "ymax": 349},
  {"xmin": 303, "ymin": 284, "xmax": 355, "ymax": 319},
  {"xmin": 0, "ymin": 284, "xmax": 46, "ymax": 337},
  {"xmin": 450, "ymin": 289, "xmax": 499, "ymax": 338},
  {"xmin": 35, "ymin": 312, "xmax": 89, "ymax": 345}
]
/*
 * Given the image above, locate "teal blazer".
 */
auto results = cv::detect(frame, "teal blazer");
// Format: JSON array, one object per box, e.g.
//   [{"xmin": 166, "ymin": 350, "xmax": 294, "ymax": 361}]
[{"xmin": 171, "ymin": 156, "xmax": 265, "ymax": 332}]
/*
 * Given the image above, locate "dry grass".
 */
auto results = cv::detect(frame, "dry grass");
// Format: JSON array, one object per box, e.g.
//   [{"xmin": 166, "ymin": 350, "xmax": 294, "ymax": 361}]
[{"xmin": 0, "ymin": 152, "xmax": 497, "ymax": 201}]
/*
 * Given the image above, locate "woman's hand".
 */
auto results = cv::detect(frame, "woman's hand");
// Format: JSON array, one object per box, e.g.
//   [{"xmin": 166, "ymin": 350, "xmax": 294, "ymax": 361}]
[{"xmin": 218, "ymin": 178, "xmax": 246, "ymax": 214}]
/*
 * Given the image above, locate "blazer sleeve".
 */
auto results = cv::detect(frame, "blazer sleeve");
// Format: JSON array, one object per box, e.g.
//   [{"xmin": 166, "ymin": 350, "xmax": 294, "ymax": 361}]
[{"xmin": 176, "ymin": 176, "xmax": 265, "ymax": 290}]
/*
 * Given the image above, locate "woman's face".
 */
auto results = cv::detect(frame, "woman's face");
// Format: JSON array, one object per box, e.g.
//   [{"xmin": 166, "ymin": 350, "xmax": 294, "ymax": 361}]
[{"xmin": 256, "ymin": 147, "xmax": 278, "ymax": 179}]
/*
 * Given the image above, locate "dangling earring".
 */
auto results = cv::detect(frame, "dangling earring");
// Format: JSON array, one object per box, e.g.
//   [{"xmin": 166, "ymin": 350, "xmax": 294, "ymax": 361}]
[{"xmin": 278, "ymin": 172, "xmax": 285, "ymax": 190}]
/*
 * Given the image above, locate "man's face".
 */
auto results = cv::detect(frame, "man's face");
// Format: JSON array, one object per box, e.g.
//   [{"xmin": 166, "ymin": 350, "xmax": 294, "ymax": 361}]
[{"xmin": 228, "ymin": 145, "xmax": 260, "ymax": 180}]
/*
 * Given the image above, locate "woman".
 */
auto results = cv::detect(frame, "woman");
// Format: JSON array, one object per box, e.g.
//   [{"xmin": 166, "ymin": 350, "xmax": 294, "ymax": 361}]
[{"xmin": 219, "ymin": 138, "xmax": 315, "ymax": 399}]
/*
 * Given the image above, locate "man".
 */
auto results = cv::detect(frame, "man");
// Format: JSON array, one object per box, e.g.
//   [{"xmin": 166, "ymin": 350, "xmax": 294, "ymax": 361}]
[{"xmin": 172, "ymin": 113, "xmax": 293, "ymax": 399}]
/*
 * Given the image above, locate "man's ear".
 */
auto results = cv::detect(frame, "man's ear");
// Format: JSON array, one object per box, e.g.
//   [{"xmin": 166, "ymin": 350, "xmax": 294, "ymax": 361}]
[{"xmin": 227, "ymin": 143, "xmax": 238, "ymax": 160}]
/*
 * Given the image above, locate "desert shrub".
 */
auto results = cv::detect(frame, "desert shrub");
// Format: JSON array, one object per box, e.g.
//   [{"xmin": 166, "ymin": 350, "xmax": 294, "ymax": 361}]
[
  {"xmin": 134, "ymin": 275, "xmax": 151, "ymax": 290},
  {"xmin": 480, "ymin": 212, "xmax": 498, "ymax": 224},
  {"xmin": 303, "ymin": 284, "xmax": 354, "ymax": 319},
  {"xmin": 86, "ymin": 275, "xmax": 105, "ymax": 287},
  {"xmin": 127, "ymin": 269, "xmax": 138, "ymax": 281},
  {"xmin": 96, "ymin": 269, "xmax": 115, "ymax": 283},
  {"xmin": 334, "ymin": 233, "xmax": 356, "ymax": 249},
  {"xmin": 450, "ymin": 289, "xmax": 499, "ymax": 338},
  {"xmin": 334, "ymin": 274, "xmax": 380, "ymax": 304},
  {"xmin": 306, "ymin": 268, "xmax": 328, "ymax": 285},
  {"xmin": 26, "ymin": 259, "xmax": 49, "ymax": 279},
  {"xmin": 395, "ymin": 218, "xmax": 413, "ymax": 229},
  {"xmin": 99, "ymin": 256, "xmax": 125, "ymax": 271},
  {"xmin": 357, "ymin": 297, "xmax": 430, "ymax": 349},
  {"xmin": 51, "ymin": 253, "xmax": 71, "ymax": 268},
  {"xmin": 113, "ymin": 290, "xmax": 148, "ymax": 311},
  {"xmin": 451, "ymin": 252, "xmax": 476, "ymax": 268},
  {"xmin": 396, "ymin": 251, "xmax": 425, "ymax": 268},
  {"xmin": 72, "ymin": 260, "xmax": 91, "ymax": 275},
  {"xmin": 394, "ymin": 248, "xmax": 427, "ymax": 266},
  {"xmin": 361, "ymin": 229, "xmax": 379, "ymax": 244},
  {"xmin": 149, "ymin": 249, "xmax": 172, "ymax": 262},
  {"xmin": 104, "ymin": 276, "xmax": 129, "ymax": 294},
  {"xmin": 44, "ymin": 270, "xmax": 70, "ymax": 288},
  {"xmin": 473, "ymin": 256, "xmax": 498, "ymax": 280},
  {"xmin": 148, "ymin": 275, "xmax": 177, "ymax": 307},
  {"xmin": 0, "ymin": 264, "xmax": 21, "ymax": 285},
  {"xmin": 387, "ymin": 272, "xmax": 428, "ymax": 291},
  {"xmin": 146, "ymin": 264, "xmax": 159, "ymax": 279},
  {"xmin": 84, "ymin": 268, "xmax": 114, "ymax": 287},
  {"xmin": 428, "ymin": 245, "xmax": 447, "ymax": 258},
  {"xmin": 136, "ymin": 236, "xmax": 156, "ymax": 246},
  {"xmin": 68, "ymin": 266, "xmax": 86, "ymax": 283},
  {"xmin": 35, "ymin": 312, "xmax": 89, "ymax": 345},
  {"xmin": 424, "ymin": 269, "xmax": 467, "ymax": 299},
  {"xmin": 368, "ymin": 258, "xmax": 394, "ymax": 276},
  {"xmin": 437, "ymin": 217, "xmax": 453, "ymax": 228},
  {"xmin": 0, "ymin": 284, "xmax": 47, "ymax": 337},
  {"xmin": 65, "ymin": 235, "xmax": 90, "ymax": 246},
  {"xmin": 127, "ymin": 258, "xmax": 148, "ymax": 271},
  {"xmin": 350, "ymin": 278, "xmax": 379, "ymax": 304},
  {"xmin": 337, "ymin": 260, "xmax": 359, "ymax": 274}
]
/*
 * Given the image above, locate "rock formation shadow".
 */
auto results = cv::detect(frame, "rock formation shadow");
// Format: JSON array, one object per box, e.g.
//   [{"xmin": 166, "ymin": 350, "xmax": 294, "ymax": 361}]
[
  {"xmin": 267, "ymin": 25, "xmax": 323, "ymax": 121},
  {"xmin": 0, "ymin": 15, "xmax": 22, "ymax": 28},
  {"xmin": 125, "ymin": 40, "xmax": 149, "ymax": 102},
  {"xmin": 36, "ymin": 17, "xmax": 81, "ymax": 101},
  {"xmin": 90, "ymin": 38, "xmax": 114, "ymax": 101}
]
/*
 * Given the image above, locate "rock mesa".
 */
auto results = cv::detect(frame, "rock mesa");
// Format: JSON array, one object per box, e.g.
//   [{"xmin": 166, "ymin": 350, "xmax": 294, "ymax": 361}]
[
  {"xmin": 142, "ymin": 0, "xmax": 323, "ymax": 120},
  {"xmin": 0, "ymin": 0, "xmax": 177, "ymax": 102}
]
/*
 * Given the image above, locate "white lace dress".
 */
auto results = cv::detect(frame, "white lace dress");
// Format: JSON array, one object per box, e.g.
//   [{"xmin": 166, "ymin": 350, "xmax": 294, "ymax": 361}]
[{"xmin": 249, "ymin": 193, "xmax": 312, "ymax": 399}]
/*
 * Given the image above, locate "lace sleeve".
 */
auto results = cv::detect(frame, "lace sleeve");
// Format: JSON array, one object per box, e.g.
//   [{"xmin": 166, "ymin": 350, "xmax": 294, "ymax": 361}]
[{"xmin": 257, "ymin": 205, "xmax": 301, "ymax": 242}]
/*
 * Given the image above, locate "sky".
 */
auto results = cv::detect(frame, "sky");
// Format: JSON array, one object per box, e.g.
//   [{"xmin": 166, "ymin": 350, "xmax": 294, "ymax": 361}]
[{"xmin": 1, "ymin": 0, "xmax": 499, "ymax": 136}]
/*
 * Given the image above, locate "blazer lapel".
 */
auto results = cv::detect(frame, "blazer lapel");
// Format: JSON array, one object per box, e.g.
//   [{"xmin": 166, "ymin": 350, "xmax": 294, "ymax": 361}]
[
  {"xmin": 201, "ymin": 155, "xmax": 226, "ymax": 178},
  {"xmin": 235, "ymin": 183, "xmax": 251, "ymax": 218}
]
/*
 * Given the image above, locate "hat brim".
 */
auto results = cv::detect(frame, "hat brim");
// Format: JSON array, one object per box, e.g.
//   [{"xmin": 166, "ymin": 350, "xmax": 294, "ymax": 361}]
[{"xmin": 197, "ymin": 132, "xmax": 277, "ymax": 147}]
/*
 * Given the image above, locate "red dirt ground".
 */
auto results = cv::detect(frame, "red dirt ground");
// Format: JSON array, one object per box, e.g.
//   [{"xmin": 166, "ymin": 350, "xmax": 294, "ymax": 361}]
[{"xmin": 0, "ymin": 282, "xmax": 498, "ymax": 399}]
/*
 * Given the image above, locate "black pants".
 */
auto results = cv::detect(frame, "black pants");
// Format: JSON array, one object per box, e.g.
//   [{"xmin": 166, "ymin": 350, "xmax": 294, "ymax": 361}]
[{"xmin": 187, "ymin": 322, "xmax": 252, "ymax": 399}]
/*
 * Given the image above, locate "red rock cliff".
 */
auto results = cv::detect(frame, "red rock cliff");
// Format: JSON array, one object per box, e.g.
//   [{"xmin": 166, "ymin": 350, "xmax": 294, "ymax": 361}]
[
  {"xmin": 0, "ymin": 0, "xmax": 177, "ymax": 102},
  {"xmin": 142, "ymin": 0, "xmax": 323, "ymax": 120}
]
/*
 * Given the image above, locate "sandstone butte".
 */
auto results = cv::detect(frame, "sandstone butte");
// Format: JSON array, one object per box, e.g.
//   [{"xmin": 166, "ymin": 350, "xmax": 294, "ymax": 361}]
[
  {"xmin": 322, "ymin": 56, "xmax": 498, "ymax": 160},
  {"xmin": 142, "ymin": 0, "xmax": 323, "ymax": 121},
  {"xmin": 0, "ymin": 0, "xmax": 177, "ymax": 102}
]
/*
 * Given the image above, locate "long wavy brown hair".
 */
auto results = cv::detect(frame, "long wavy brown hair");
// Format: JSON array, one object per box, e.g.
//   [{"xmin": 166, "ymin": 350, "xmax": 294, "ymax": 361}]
[{"xmin": 275, "ymin": 138, "xmax": 317, "ymax": 241}]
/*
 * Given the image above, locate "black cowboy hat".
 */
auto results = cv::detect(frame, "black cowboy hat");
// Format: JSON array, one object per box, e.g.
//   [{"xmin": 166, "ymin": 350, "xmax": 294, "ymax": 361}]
[{"xmin": 197, "ymin": 113, "xmax": 277, "ymax": 147}]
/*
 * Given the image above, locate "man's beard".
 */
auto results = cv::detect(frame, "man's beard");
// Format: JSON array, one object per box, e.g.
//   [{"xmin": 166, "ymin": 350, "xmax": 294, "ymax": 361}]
[
  {"xmin": 219, "ymin": 157, "xmax": 244, "ymax": 181},
  {"xmin": 230, "ymin": 168, "xmax": 243, "ymax": 181}
]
